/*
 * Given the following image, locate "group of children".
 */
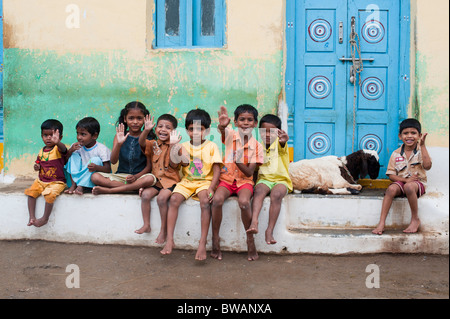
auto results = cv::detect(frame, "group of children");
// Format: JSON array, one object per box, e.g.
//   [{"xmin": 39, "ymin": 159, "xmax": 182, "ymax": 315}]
[{"xmin": 24, "ymin": 101, "xmax": 432, "ymax": 261}]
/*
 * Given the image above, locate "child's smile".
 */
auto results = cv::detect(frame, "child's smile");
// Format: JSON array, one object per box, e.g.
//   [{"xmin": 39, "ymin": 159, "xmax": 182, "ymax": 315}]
[
  {"xmin": 400, "ymin": 127, "xmax": 420, "ymax": 150},
  {"xmin": 155, "ymin": 120, "xmax": 174, "ymax": 142}
]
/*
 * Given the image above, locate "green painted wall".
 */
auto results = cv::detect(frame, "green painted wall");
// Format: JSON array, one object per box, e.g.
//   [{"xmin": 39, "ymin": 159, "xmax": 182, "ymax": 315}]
[{"xmin": 4, "ymin": 48, "xmax": 282, "ymax": 173}]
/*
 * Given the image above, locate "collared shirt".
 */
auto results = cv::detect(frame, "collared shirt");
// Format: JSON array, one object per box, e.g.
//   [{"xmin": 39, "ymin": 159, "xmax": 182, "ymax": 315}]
[
  {"xmin": 257, "ymin": 138, "xmax": 293, "ymax": 192},
  {"xmin": 144, "ymin": 139, "xmax": 181, "ymax": 189},
  {"xmin": 220, "ymin": 127, "xmax": 264, "ymax": 187},
  {"xmin": 180, "ymin": 140, "xmax": 222, "ymax": 182},
  {"xmin": 386, "ymin": 144, "xmax": 430, "ymax": 186}
]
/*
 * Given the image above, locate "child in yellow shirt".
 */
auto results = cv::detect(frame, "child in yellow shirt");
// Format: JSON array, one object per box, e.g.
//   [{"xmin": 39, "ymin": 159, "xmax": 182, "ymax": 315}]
[
  {"xmin": 161, "ymin": 109, "xmax": 222, "ymax": 260},
  {"xmin": 248, "ymin": 114, "xmax": 293, "ymax": 248}
]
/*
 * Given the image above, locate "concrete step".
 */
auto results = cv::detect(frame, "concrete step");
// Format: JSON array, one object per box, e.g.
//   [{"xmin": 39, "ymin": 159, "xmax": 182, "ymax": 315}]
[{"xmin": 0, "ymin": 180, "xmax": 448, "ymax": 255}]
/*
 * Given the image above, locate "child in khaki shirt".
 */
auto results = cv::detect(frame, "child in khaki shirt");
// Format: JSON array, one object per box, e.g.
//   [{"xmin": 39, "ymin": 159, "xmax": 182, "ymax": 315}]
[{"xmin": 372, "ymin": 118, "xmax": 432, "ymax": 235}]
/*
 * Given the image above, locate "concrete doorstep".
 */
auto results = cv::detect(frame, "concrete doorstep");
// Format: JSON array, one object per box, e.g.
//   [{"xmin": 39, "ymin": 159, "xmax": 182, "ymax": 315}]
[{"xmin": 0, "ymin": 186, "xmax": 448, "ymax": 255}]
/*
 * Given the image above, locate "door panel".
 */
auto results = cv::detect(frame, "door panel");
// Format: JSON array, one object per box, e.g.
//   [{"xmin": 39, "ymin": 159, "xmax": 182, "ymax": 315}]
[
  {"xmin": 288, "ymin": 0, "xmax": 408, "ymax": 178},
  {"xmin": 295, "ymin": 0, "xmax": 347, "ymax": 159},
  {"xmin": 346, "ymin": 0, "xmax": 400, "ymax": 175}
]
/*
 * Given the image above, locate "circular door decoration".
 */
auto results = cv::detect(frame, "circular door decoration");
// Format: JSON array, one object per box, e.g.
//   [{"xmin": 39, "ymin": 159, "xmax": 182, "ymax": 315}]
[
  {"xmin": 308, "ymin": 132, "xmax": 331, "ymax": 155},
  {"xmin": 308, "ymin": 19, "xmax": 332, "ymax": 42},
  {"xmin": 360, "ymin": 134, "xmax": 382, "ymax": 154},
  {"xmin": 361, "ymin": 77, "xmax": 384, "ymax": 100},
  {"xmin": 361, "ymin": 20, "xmax": 385, "ymax": 43},
  {"xmin": 308, "ymin": 76, "xmax": 332, "ymax": 99}
]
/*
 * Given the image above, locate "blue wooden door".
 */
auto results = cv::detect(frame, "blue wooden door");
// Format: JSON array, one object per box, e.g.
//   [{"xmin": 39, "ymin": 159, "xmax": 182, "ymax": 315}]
[{"xmin": 286, "ymin": 0, "xmax": 410, "ymax": 177}]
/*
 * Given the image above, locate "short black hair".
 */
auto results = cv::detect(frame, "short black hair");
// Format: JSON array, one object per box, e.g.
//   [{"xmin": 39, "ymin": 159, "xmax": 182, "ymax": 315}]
[
  {"xmin": 158, "ymin": 114, "xmax": 178, "ymax": 129},
  {"xmin": 185, "ymin": 109, "xmax": 211, "ymax": 129},
  {"xmin": 400, "ymin": 118, "xmax": 421, "ymax": 134},
  {"xmin": 259, "ymin": 114, "xmax": 282, "ymax": 130},
  {"xmin": 76, "ymin": 117, "xmax": 100, "ymax": 136},
  {"xmin": 41, "ymin": 119, "xmax": 64, "ymax": 136},
  {"xmin": 234, "ymin": 104, "xmax": 258, "ymax": 122}
]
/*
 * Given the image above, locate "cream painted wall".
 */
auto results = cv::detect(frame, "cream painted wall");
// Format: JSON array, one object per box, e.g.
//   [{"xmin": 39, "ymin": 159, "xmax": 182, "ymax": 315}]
[
  {"xmin": 4, "ymin": 0, "xmax": 284, "ymax": 57},
  {"xmin": 413, "ymin": 0, "xmax": 449, "ymax": 147}
]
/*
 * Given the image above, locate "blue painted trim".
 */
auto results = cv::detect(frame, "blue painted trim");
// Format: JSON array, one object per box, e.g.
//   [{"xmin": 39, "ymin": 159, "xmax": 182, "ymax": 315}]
[
  {"xmin": 155, "ymin": 0, "xmax": 225, "ymax": 49},
  {"xmin": 399, "ymin": 0, "xmax": 411, "ymax": 123}
]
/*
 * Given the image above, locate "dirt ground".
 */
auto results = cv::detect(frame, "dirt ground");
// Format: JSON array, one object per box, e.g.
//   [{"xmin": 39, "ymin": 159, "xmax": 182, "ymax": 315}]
[{"xmin": 0, "ymin": 240, "xmax": 448, "ymax": 300}]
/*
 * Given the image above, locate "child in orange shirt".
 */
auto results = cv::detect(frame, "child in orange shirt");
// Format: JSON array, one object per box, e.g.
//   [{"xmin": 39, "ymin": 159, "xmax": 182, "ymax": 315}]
[{"xmin": 211, "ymin": 105, "xmax": 264, "ymax": 261}]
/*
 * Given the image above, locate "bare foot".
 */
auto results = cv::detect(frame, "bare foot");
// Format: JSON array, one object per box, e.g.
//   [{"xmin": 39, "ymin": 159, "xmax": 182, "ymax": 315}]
[
  {"xmin": 27, "ymin": 218, "xmax": 36, "ymax": 226},
  {"xmin": 210, "ymin": 237, "xmax": 222, "ymax": 260},
  {"xmin": 92, "ymin": 186, "xmax": 112, "ymax": 195},
  {"xmin": 161, "ymin": 240, "xmax": 174, "ymax": 255},
  {"xmin": 247, "ymin": 236, "xmax": 259, "ymax": 261},
  {"xmin": 403, "ymin": 219, "xmax": 421, "ymax": 233},
  {"xmin": 155, "ymin": 231, "xmax": 166, "ymax": 244},
  {"xmin": 372, "ymin": 223, "xmax": 385, "ymax": 235},
  {"xmin": 74, "ymin": 186, "xmax": 84, "ymax": 195},
  {"xmin": 246, "ymin": 221, "xmax": 259, "ymax": 235},
  {"xmin": 64, "ymin": 185, "xmax": 76, "ymax": 194},
  {"xmin": 135, "ymin": 224, "xmax": 151, "ymax": 234},
  {"xmin": 195, "ymin": 243, "xmax": 207, "ymax": 261},
  {"xmin": 33, "ymin": 217, "xmax": 49, "ymax": 227},
  {"xmin": 265, "ymin": 229, "xmax": 277, "ymax": 245}
]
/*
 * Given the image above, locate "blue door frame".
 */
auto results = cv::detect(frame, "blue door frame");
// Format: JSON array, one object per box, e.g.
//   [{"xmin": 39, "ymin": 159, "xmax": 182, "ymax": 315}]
[
  {"xmin": 286, "ymin": 0, "xmax": 410, "ymax": 178},
  {"xmin": 0, "ymin": 0, "xmax": 3, "ymax": 143}
]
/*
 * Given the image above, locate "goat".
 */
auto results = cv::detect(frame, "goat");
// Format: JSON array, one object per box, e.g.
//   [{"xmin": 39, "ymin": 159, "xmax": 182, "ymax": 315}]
[{"xmin": 288, "ymin": 150, "xmax": 380, "ymax": 195}]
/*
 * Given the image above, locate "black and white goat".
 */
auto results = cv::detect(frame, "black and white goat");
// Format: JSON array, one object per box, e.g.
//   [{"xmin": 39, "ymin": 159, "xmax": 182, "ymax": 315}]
[{"xmin": 288, "ymin": 150, "xmax": 381, "ymax": 195}]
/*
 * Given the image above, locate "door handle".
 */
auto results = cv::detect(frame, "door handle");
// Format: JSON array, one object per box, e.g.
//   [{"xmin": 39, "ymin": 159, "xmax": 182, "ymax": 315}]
[{"xmin": 339, "ymin": 57, "xmax": 374, "ymax": 62}]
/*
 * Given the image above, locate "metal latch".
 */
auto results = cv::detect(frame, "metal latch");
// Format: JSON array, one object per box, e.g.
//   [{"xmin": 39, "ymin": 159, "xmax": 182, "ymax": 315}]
[{"xmin": 339, "ymin": 22, "xmax": 343, "ymax": 44}]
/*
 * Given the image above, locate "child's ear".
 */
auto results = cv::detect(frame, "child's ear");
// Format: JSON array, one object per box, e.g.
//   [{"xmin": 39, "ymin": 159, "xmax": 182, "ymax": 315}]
[{"xmin": 93, "ymin": 133, "xmax": 99, "ymax": 140}]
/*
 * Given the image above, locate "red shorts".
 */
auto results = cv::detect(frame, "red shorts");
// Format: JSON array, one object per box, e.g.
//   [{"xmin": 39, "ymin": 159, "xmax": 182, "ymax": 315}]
[
  {"xmin": 218, "ymin": 180, "xmax": 253, "ymax": 195},
  {"xmin": 392, "ymin": 181, "xmax": 426, "ymax": 198}
]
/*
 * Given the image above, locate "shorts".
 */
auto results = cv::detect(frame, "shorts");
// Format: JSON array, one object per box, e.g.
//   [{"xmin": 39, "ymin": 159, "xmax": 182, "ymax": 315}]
[
  {"xmin": 24, "ymin": 179, "xmax": 67, "ymax": 204},
  {"xmin": 392, "ymin": 181, "xmax": 426, "ymax": 198},
  {"xmin": 218, "ymin": 180, "xmax": 253, "ymax": 195},
  {"xmin": 152, "ymin": 183, "xmax": 176, "ymax": 192},
  {"xmin": 173, "ymin": 179, "xmax": 211, "ymax": 201},
  {"xmin": 256, "ymin": 179, "xmax": 290, "ymax": 195},
  {"xmin": 98, "ymin": 172, "xmax": 157, "ymax": 186}
]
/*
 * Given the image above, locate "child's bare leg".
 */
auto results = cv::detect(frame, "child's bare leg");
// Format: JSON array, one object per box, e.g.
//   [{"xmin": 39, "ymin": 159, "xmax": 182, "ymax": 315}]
[
  {"xmin": 161, "ymin": 193, "xmax": 185, "ymax": 255},
  {"xmin": 155, "ymin": 189, "xmax": 173, "ymax": 244},
  {"xmin": 27, "ymin": 196, "xmax": 37, "ymax": 226},
  {"xmin": 403, "ymin": 182, "xmax": 421, "ymax": 233},
  {"xmin": 93, "ymin": 175, "xmax": 155, "ymax": 195},
  {"xmin": 372, "ymin": 184, "xmax": 401, "ymax": 235},
  {"xmin": 196, "ymin": 190, "xmax": 212, "ymax": 260},
  {"xmin": 266, "ymin": 184, "xmax": 287, "ymax": 245},
  {"xmin": 135, "ymin": 187, "xmax": 159, "ymax": 234},
  {"xmin": 33, "ymin": 202, "xmax": 54, "ymax": 227},
  {"xmin": 64, "ymin": 176, "xmax": 77, "ymax": 194},
  {"xmin": 238, "ymin": 188, "xmax": 258, "ymax": 261},
  {"xmin": 248, "ymin": 183, "xmax": 270, "ymax": 234},
  {"xmin": 90, "ymin": 173, "xmax": 123, "ymax": 189},
  {"xmin": 210, "ymin": 187, "xmax": 230, "ymax": 260}
]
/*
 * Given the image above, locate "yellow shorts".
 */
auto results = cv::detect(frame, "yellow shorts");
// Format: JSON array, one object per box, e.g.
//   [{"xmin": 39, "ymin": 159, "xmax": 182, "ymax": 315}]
[
  {"xmin": 97, "ymin": 172, "xmax": 157, "ymax": 186},
  {"xmin": 173, "ymin": 179, "xmax": 211, "ymax": 201},
  {"xmin": 24, "ymin": 179, "xmax": 67, "ymax": 204}
]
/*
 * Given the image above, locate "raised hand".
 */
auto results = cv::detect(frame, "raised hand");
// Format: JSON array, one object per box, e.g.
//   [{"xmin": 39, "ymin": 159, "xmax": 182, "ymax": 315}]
[
  {"xmin": 217, "ymin": 106, "xmax": 231, "ymax": 130},
  {"xmin": 278, "ymin": 129, "xmax": 289, "ymax": 145},
  {"xmin": 169, "ymin": 130, "xmax": 182, "ymax": 145},
  {"xmin": 116, "ymin": 123, "xmax": 129, "ymax": 145},
  {"xmin": 50, "ymin": 129, "xmax": 61, "ymax": 144},
  {"xmin": 420, "ymin": 133, "xmax": 428, "ymax": 146},
  {"xmin": 144, "ymin": 115, "xmax": 155, "ymax": 132}
]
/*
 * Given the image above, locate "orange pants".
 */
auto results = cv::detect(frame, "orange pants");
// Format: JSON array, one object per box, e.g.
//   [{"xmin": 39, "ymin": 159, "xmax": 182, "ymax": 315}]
[{"xmin": 24, "ymin": 179, "xmax": 67, "ymax": 204}]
